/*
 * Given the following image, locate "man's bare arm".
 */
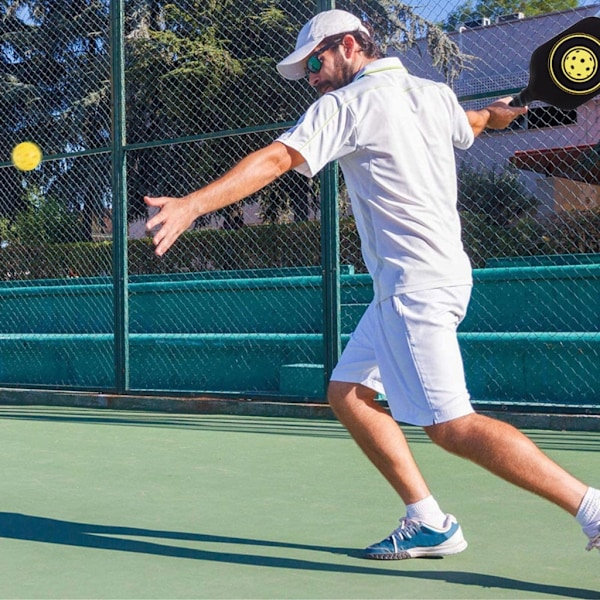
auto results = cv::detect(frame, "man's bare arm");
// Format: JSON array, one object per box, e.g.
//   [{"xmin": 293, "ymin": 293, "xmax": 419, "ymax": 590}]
[
  {"xmin": 467, "ymin": 97, "xmax": 527, "ymax": 137},
  {"xmin": 145, "ymin": 141, "xmax": 305, "ymax": 256}
]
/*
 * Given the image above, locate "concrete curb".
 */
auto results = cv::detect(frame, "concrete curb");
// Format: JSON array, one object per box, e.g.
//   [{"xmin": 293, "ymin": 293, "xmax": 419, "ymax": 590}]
[{"xmin": 0, "ymin": 387, "xmax": 598, "ymax": 431}]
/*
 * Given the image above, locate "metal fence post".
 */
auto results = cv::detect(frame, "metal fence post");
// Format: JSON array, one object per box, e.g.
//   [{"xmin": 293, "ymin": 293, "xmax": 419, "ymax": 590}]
[
  {"xmin": 316, "ymin": 0, "xmax": 341, "ymax": 395},
  {"xmin": 110, "ymin": 0, "xmax": 129, "ymax": 392},
  {"xmin": 320, "ymin": 161, "xmax": 341, "ymax": 392}
]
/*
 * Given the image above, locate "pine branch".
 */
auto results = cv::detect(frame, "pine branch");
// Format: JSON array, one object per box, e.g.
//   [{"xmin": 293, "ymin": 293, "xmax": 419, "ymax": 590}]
[{"xmin": 375, "ymin": 1, "xmax": 473, "ymax": 83}]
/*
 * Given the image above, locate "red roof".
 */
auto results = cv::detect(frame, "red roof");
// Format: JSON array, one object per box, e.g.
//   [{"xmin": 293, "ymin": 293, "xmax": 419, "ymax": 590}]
[{"xmin": 510, "ymin": 144, "xmax": 600, "ymax": 184}]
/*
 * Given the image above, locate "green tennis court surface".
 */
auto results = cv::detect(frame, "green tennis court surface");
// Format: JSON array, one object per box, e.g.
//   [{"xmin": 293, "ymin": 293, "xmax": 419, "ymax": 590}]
[{"xmin": 0, "ymin": 406, "xmax": 598, "ymax": 599}]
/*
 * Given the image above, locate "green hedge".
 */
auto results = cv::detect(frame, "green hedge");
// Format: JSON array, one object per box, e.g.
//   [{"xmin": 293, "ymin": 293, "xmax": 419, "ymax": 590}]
[
  {"xmin": 128, "ymin": 220, "xmax": 325, "ymax": 276},
  {"xmin": 461, "ymin": 210, "xmax": 600, "ymax": 268},
  {"xmin": 1, "ymin": 210, "xmax": 598, "ymax": 280}
]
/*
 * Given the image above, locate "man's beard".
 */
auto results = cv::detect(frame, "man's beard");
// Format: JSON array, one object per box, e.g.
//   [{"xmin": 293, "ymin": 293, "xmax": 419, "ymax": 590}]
[
  {"xmin": 335, "ymin": 52, "xmax": 356, "ymax": 88},
  {"xmin": 316, "ymin": 52, "xmax": 358, "ymax": 95}
]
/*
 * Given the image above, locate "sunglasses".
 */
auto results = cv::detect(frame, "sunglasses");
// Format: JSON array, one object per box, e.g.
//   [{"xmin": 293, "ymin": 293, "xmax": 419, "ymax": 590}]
[{"xmin": 305, "ymin": 38, "xmax": 343, "ymax": 75}]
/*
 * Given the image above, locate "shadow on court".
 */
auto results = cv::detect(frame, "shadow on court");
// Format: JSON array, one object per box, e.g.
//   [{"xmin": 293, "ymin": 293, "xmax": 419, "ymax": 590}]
[
  {"xmin": 0, "ymin": 406, "xmax": 599, "ymax": 450},
  {"xmin": 0, "ymin": 512, "xmax": 598, "ymax": 599},
  {"xmin": 0, "ymin": 406, "xmax": 598, "ymax": 599},
  {"xmin": 0, "ymin": 406, "xmax": 351, "ymax": 439}
]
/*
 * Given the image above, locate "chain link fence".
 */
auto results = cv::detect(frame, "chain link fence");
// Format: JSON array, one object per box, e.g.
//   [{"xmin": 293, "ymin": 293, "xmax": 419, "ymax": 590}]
[{"xmin": 0, "ymin": 0, "xmax": 598, "ymax": 410}]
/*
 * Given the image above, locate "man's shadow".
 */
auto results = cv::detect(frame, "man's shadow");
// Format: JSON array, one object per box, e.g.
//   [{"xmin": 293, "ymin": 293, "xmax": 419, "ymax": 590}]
[{"xmin": 0, "ymin": 513, "xmax": 597, "ymax": 598}]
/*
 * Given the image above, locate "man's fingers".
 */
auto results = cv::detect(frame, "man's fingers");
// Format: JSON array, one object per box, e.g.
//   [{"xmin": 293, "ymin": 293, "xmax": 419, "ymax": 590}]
[
  {"xmin": 149, "ymin": 214, "xmax": 181, "ymax": 256},
  {"xmin": 154, "ymin": 226, "xmax": 180, "ymax": 257},
  {"xmin": 144, "ymin": 195, "xmax": 168, "ymax": 207},
  {"xmin": 146, "ymin": 213, "xmax": 164, "ymax": 232},
  {"xmin": 145, "ymin": 196, "xmax": 168, "ymax": 232},
  {"xmin": 484, "ymin": 99, "xmax": 527, "ymax": 130},
  {"xmin": 149, "ymin": 216, "xmax": 174, "ymax": 255},
  {"xmin": 144, "ymin": 195, "xmax": 194, "ymax": 256},
  {"xmin": 153, "ymin": 234, "xmax": 168, "ymax": 257},
  {"xmin": 151, "ymin": 224, "xmax": 169, "ymax": 256}
]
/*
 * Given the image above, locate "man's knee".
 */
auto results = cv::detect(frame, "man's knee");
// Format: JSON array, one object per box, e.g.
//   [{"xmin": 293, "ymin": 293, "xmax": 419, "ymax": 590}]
[
  {"xmin": 327, "ymin": 380, "xmax": 353, "ymax": 411},
  {"xmin": 424, "ymin": 413, "xmax": 477, "ymax": 453},
  {"xmin": 327, "ymin": 381, "xmax": 377, "ymax": 413}
]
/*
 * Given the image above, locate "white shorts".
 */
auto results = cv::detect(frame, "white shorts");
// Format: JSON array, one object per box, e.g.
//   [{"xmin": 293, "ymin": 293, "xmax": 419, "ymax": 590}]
[{"xmin": 330, "ymin": 285, "xmax": 475, "ymax": 426}]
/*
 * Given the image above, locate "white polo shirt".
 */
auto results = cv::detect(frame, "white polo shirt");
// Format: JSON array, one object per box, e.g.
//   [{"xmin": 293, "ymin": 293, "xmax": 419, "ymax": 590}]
[{"xmin": 277, "ymin": 57, "xmax": 475, "ymax": 302}]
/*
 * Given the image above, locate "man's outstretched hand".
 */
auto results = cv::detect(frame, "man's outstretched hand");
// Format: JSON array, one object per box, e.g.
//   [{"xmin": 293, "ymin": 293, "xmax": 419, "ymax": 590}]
[{"xmin": 145, "ymin": 195, "xmax": 197, "ymax": 257}]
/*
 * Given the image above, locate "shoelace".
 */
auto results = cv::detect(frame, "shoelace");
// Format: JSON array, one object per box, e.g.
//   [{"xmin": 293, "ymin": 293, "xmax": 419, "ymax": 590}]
[
  {"xmin": 390, "ymin": 518, "xmax": 421, "ymax": 541},
  {"xmin": 585, "ymin": 531, "xmax": 600, "ymax": 552}
]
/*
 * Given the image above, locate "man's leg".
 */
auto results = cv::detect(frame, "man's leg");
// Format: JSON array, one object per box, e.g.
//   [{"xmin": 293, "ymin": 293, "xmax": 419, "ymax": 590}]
[
  {"xmin": 328, "ymin": 288, "xmax": 599, "ymax": 557},
  {"xmin": 328, "ymin": 380, "xmax": 468, "ymax": 559},
  {"xmin": 328, "ymin": 380, "xmax": 430, "ymax": 504},
  {"xmin": 424, "ymin": 413, "xmax": 587, "ymax": 514}
]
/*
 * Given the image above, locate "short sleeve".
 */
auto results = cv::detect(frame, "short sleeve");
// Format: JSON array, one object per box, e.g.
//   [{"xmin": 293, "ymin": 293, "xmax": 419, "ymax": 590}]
[
  {"xmin": 277, "ymin": 93, "xmax": 358, "ymax": 177},
  {"xmin": 446, "ymin": 88, "xmax": 474, "ymax": 150}
]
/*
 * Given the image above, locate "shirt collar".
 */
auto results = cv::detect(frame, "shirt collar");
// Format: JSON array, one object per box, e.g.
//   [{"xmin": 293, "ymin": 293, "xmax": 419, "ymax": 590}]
[{"xmin": 353, "ymin": 57, "xmax": 407, "ymax": 82}]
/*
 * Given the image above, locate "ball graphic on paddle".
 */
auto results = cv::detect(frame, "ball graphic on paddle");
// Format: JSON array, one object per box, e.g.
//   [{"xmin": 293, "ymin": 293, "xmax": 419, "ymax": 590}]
[{"xmin": 11, "ymin": 141, "xmax": 43, "ymax": 171}]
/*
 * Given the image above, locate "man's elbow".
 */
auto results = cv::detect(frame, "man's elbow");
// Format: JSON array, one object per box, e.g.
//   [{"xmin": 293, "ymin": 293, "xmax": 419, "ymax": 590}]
[{"xmin": 271, "ymin": 141, "xmax": 306, "ymax": 174}]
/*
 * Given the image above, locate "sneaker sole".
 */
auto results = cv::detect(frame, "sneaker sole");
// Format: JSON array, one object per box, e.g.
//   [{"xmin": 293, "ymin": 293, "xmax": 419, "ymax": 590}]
[{"xmin": 365, "ymin": 534, "xmax": 468, "ymax": 560}]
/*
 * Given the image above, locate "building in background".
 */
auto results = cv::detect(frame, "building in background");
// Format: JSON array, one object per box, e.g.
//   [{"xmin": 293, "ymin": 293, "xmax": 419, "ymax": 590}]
[{"xmin": 400, "ymin": 4, "xmax": 600, "ymax": 216}]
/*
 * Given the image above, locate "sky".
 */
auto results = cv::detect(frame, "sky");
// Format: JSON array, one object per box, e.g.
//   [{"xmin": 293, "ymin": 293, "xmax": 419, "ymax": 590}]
[{"xmin": 423, "ymin": 0, "xmax": 600, "ymax": 25}]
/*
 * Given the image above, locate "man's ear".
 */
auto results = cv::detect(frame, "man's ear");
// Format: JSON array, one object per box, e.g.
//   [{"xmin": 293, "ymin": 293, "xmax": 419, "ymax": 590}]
[{"xmin": 341, "ymin": 33, "xmax": 357, "ymax": 57}]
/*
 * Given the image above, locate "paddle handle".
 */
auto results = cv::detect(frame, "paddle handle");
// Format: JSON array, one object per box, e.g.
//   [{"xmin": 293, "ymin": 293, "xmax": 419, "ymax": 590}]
[{"xmin": 509, "ymin": 89, "xmax": 530, "ymax": 107}]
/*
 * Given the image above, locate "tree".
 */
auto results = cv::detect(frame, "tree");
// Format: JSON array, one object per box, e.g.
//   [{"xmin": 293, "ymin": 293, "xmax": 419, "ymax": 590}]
[
  {"xmin": 457, "ymin": 162, "xmax": 538, "ymax": 227},
  {"xmin": 0, "ymin": 0, "xmax": 112, "ymax": 241},
  {"xmin": 124, "ymin": 0, "xmax": 470, "ymax": 225},
  {"xmin": 123, "ymin": 0, "xmax": 316, "ymax": 224},
  {"xmin": 443, "ymin": 0, "xmax": 579, "ymax": 31},
  {"xmin": 8, "ymin": 184, "xmax": 84, "ymax": 245},
  {"xmin": 0, "ymin": 0, "xmax": 470, "ymax": 238},
  {"xmin": 340, "ymin": 0, "xmax": 469, "ymax": 82}
]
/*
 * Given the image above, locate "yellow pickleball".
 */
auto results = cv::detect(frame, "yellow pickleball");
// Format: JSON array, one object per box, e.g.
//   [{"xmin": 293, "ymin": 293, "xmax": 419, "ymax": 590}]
[
  {"xmin": 562, "ymin": 47, "xmax": 598, "ymax": 83},
  {"xmin": 11, "ymin": 141, "xmax": 43, "ymax": 171}
]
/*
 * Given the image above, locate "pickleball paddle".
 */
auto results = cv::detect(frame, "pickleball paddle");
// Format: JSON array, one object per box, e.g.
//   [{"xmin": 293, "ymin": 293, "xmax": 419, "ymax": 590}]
[{"xmin": 510, "ymin": 16, "xmax": 600, "ymax": 109}]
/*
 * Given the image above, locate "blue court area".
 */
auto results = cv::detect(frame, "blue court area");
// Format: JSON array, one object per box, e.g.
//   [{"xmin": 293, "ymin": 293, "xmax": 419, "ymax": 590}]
[{"xmin": 0, "ymin": 405, "xmax": 598, "ymax": 599}]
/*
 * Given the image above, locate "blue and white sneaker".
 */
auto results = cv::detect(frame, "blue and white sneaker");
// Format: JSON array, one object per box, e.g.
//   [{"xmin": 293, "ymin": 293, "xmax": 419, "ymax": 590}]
[{"xmin": 364, "ymin": 514, "xmax": 468, "ymax": 560}]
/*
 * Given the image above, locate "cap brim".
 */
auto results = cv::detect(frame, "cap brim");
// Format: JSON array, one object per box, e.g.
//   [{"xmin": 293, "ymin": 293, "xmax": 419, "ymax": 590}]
[{"xmin": 276, "ymin": 40, "xmax": 319, "ymax": 80}]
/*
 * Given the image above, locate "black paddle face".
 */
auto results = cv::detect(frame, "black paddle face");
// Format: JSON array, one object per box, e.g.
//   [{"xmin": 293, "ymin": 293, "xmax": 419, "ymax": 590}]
[{"xmin": 511, "ymin": 16, "xmax": 600, "ymax": 109}]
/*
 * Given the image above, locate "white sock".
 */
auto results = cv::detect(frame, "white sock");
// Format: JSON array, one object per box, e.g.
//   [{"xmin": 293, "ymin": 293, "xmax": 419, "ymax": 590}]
[
  {"xmin": 576, "ymin": 487, "xmax": 600, "ymax": 536},
  {"xmin": 406, "ymin": 495, "xmax": 447, "ymax": 529}
]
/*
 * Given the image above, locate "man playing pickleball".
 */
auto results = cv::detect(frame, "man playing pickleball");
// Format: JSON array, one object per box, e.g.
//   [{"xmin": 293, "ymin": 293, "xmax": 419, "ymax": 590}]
[{"xmin": 145, "ymin": 10, "xmax": 600, "ymax": 559}]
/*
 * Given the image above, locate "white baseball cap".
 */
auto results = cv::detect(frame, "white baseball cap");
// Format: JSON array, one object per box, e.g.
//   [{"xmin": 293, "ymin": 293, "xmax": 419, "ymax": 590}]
[{"xmin": 277, "ymin": 10, "xmax": 370, "ymax": 80}]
